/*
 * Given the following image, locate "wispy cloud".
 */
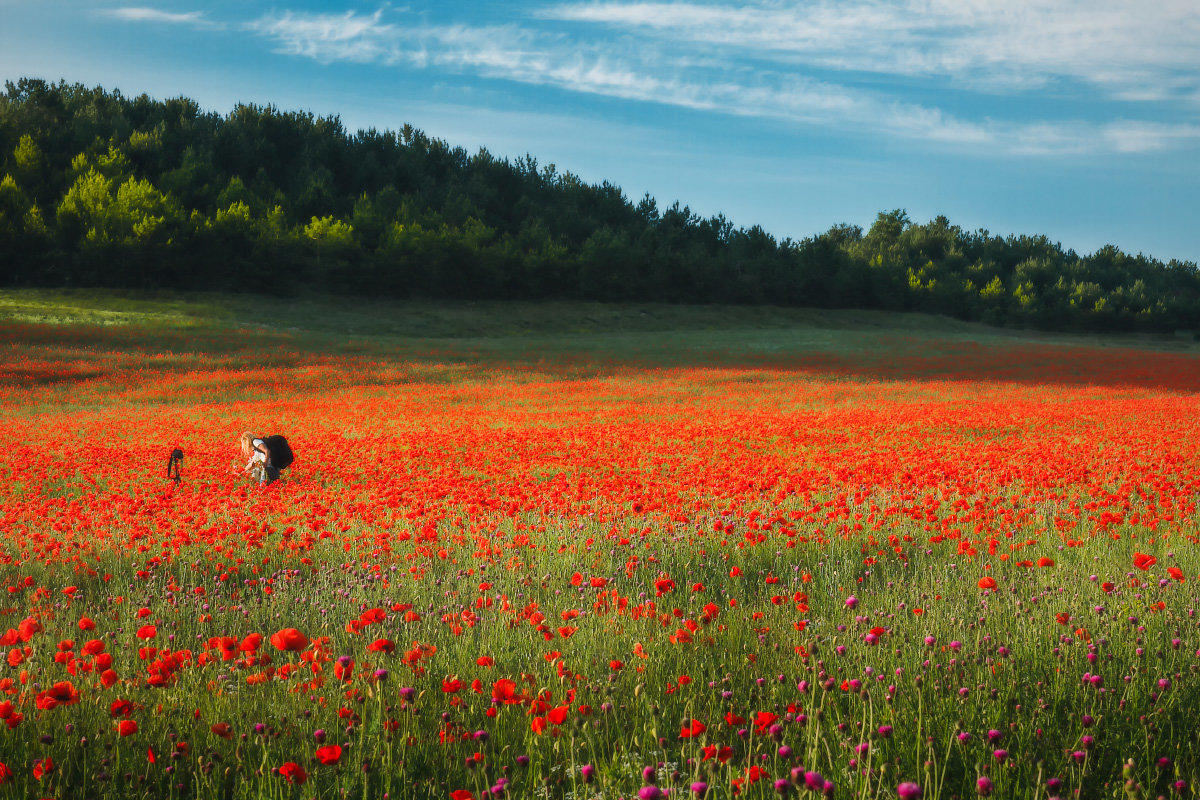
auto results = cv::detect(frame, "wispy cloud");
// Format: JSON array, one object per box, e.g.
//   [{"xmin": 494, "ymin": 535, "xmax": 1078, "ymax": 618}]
[
  {"xmin": 247, "ymin": 10, "xmax": 396, "ymax": 63},
  {"xmin": 542, "ymin": 0, "xmax": 1200, "ymax": 99},
  {"xmin": 102, "ymin": 7, "xmax": 212, "ymax": 26},
  {"xmin": 110, "ymin": 4, "xmax": 1200, "ymax": 156}
]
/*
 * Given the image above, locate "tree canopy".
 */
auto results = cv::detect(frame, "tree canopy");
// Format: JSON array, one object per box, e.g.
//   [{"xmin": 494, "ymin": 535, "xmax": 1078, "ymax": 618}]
[{"xmin": 2, "ymin": 78, "xmax": 1197, "ymax": 333}]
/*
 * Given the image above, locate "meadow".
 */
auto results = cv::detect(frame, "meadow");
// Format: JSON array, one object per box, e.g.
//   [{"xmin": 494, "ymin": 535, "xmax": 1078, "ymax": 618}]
[{"xmin": 1, "ymin": 290, "xmax": 1200, "ymax": 799}]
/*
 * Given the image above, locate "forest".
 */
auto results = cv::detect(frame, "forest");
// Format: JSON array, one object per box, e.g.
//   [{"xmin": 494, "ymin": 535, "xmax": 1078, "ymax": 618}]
[{"xmin": 1, "ymin": 78, "xmax": 1198, "ymax": 333}]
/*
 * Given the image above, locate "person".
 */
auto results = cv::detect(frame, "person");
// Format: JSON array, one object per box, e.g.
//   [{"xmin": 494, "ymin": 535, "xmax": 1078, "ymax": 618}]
[{"xmin": 239, "ymin": 432, "xmax": 279, "ymax": 485}]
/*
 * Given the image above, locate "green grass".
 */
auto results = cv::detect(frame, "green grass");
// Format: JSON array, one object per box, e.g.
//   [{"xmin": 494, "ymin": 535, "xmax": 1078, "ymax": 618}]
[
  {"xmin": 4, "ymin": 289, "xmax": 1199, "ymax": 390},
  {"xmin": 4, "ymin": 287, "xmax": 1197, "ymax": 349}
]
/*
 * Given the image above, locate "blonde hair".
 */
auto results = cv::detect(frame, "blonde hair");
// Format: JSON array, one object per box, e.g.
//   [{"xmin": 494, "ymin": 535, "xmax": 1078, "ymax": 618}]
[{"xmin": 238, "ymin": 431, "xmax": 256, "ymax": 458}]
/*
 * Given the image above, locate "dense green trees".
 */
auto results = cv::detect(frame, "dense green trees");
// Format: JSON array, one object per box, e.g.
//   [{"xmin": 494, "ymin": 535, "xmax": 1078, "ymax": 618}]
[{"xmin": 1, "ymin": 78, "xmax": 1198, "ymax": 333}]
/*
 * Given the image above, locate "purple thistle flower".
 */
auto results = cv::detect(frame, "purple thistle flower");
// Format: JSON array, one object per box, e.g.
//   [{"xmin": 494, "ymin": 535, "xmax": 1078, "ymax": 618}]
[{"xmin": 897, "ymin": 782, "xmax": 923, "ymax": 799}]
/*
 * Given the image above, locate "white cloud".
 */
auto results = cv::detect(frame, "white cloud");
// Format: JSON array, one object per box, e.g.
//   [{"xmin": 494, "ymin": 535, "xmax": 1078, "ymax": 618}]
[
  {"xmin": 104, "ymin": 5, "xmax": 1199, "ymax": 157},
  {"xmin": 242, "ymin": 8, "xmax": 1200, "ymax": 155},
  {"xmin": 247, "ymin": 10, "xmax": 395, "ymax": 63},
  {"xmin": 102, "ymin": 7, "xmax": 211, "ymax": 26},
  {"xmin": 542, "ymin": 1, "xmax": 1200, "ymax": 99}
]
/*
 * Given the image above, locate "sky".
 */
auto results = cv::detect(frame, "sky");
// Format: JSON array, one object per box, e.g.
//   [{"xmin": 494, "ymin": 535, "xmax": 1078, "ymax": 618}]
[{"xmin": 2, "ymin": 0, "xmax": 1198, "ymax": 262}]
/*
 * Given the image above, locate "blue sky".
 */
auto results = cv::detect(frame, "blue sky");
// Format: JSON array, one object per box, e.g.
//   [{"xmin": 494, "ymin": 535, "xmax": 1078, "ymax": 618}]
[{"xmin": 3, "ymin": 0, "xmax": 1198, "ymax": 262}]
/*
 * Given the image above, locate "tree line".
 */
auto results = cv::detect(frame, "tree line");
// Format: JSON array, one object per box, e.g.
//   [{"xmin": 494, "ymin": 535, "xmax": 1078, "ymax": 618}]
[{"xmin": 1, "ymin": 78, "xmax": 1198, "ymax": 333}]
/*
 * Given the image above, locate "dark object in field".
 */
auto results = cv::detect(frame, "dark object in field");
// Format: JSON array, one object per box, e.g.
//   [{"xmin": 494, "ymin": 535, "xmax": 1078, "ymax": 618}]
[
  {"xmin": 261, "ymin": 435, "xmax": 294, "ymax": 471},
  {"xmin": 167, "ymin": 448, "xmax": 184, "ymax": 484}
]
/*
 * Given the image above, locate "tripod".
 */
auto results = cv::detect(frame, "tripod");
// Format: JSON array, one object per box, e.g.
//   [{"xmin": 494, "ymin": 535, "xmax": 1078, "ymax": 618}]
[{"xmin": 167, "ymin": 448, "xmax": 184, "ymax": 485}]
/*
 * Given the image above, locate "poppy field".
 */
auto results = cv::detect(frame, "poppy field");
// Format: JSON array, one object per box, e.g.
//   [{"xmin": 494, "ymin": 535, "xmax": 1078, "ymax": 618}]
[{"xmin": 2, "ymin": 297, "xmax": 1200, "ymax": 799}]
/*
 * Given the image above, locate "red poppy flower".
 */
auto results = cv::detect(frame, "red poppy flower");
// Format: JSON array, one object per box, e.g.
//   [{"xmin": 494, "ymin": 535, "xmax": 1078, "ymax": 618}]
[
  {"xmin": 1133, "ymin": 553, "xmax": 1157, "ymax": 571},
  {"xmin": 0, "ymin": 761, "xmax": 11, "ymax": 784},
  {"xmin": 270, "ymin": 628, "xmax": 310, "ymax": 652},
  {"xmin": 315, "ymin": 745, "xmax": 343, "ymax": 765},
  {"xmin": 117, "ymin": 720, "xmax": 138, "ymax": 737},
  {"xmin": 18, "ymin": 618, "xmax": 41, "ymax": 642},
  {"xmin": 210, "ymin": 722, "xmax": 233, "ymax": 739},
  {"xmin": 109, "ymin": 699, "xmax": 136, "ymax": 717},
  {"xmin": 32, "ymin": 757, "xmax": 53, "ymax": 781},
  {"xmin": 977, "ymin": 577, "xmax": 997, "ymax": 590},
  {"xmin": 279, "ymin": 762, "xmax": 308, "ymax": 784},
  {"xmin": 367, "ymin": 638, "xmax": 396, "ymax": 654},
  {"xmin": 35, "ymin": 681, "xmax": 80, "ymax": 710},
  {"xmin": 702, "ymin": 744, "xmax": 734, "ymax": 763},
  {"xmin": 1168, "ymin": 567, "xmax": 1185, "ymax": 582},
  {"xmin": 1037, "ymin": 557, "xmax": 1055, "ymax": 567},
  {"xmin": 136, "ymin": 625, "xmax": 157, "ymax": 640},
  {"xmin": 753, "ymin": 711, "xmax": 778, "ymax": 733},
  {"xmin": 680, "ymin": 719, "xmax": 707, "ymax": 738},
  {"xmin": 491, "ymin": 678, "xmax": 521, "ymax": 704}
]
